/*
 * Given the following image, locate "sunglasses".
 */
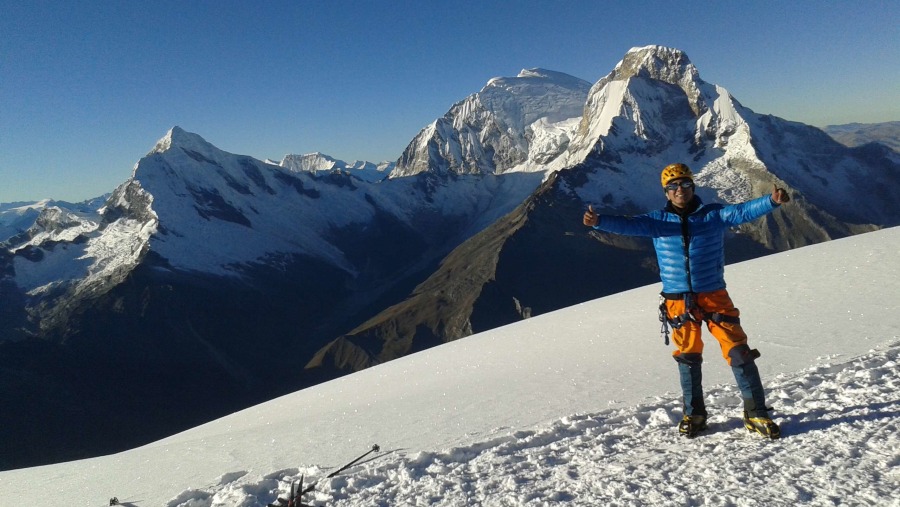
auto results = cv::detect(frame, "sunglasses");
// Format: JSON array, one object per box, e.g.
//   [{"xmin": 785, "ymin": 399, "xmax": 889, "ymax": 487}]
[{"xmin": 664, "ymin": 180, "xmax": 695, "ymax": 192}]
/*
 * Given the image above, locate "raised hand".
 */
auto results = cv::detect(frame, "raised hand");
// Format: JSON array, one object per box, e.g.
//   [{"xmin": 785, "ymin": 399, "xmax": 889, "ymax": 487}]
[
  {"xmin": 583, "ymin": 205, "xmax": 599, "ymax": 227},
  {"xmin": 771, "ymin": 184, "xmax": 790, "ymax": 204}
]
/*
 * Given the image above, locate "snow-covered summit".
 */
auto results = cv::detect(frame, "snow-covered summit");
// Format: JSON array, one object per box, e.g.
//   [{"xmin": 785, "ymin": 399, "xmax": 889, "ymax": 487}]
[
  {"xmin": 486, "ymin": 67, "xmax": 575, "ymax": 85},
  {"xmin": 574, "ymin": 45, "xmax": 705, "ymax": 143},
  {"xmin": 390, "ymin": 46, "xmax": 739, "ymax": 189},
  {"xmin": 391, "ymin": 69, "xmax": 592, "ymax": 177},
  {"xmin": 542, "ymin": 45, "xmax": 756, "ymax": 211},
  {"xmin": 149, "ymin": 126, "xmax": 211, "ymax": 156},
  {"xmin": 616, "ymin": 46, "xmax": 702, "ymax": 104},
  {"xmin": 479, "ymin": 68, "xmax": 592, "ymax": 127}
]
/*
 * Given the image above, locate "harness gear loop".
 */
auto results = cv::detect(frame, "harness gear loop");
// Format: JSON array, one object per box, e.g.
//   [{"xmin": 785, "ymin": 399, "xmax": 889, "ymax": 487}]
[{"xmin": 658, "ymin": 296, "xmax": 670, "ymax": 345}]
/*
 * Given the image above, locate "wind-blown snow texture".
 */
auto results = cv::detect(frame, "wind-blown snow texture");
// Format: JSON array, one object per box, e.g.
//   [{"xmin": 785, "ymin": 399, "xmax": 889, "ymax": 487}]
[
  {"xmin": 266, "ymin": 348, "xmax": 899, "ymax": 506},
  {"xmin": 1, "ymin": 227, "xmax": 897, "ymax": 506}
]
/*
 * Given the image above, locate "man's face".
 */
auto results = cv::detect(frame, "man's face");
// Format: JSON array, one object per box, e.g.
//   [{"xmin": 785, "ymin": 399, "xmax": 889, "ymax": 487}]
[{"xmin": 665, "ymin": 178, "xmax": 694, "ymax": 209}]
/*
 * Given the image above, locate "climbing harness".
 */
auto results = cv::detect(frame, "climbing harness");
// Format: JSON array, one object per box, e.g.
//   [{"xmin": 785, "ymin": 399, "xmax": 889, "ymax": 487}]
[{"xmin": 658, "ymin": 292, "xmax": 741, "ymax": 345}]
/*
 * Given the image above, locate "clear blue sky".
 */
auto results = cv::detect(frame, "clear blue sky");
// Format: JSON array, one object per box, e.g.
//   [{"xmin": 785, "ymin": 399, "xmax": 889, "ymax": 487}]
[{"xmin": 2, "ymin": 0, "xmax": 898, "ymax": 203}]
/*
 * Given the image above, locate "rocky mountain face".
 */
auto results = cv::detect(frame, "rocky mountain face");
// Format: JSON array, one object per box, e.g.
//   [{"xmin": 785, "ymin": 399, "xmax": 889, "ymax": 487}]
[{"xmin": 2, "ymin": 45, "xmax": 898, "ymax": 470}]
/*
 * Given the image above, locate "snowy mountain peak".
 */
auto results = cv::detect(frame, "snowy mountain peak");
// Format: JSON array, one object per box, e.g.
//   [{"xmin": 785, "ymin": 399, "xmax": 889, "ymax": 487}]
[
  {"xmin": 280, "ymin": 152, "xmax": 340, "ymax": 173},
  {"xmin": 391, "ymin": 68, "xmax": 591, "ymax": 178},
  {"xmin": 478, "ymin": 68, "xmax": 591, "ymax": 127},
  {"xmin": 517, "ymin": 68, "xmax": 564, "ymax": 79},
  {"xmin": 619, "ymin": 45, "xmax": 694, "ymax": 78},
  {"xmin": 149, "ymin": 126, "xmax": 215, "ymax": 156},
  {"xmin": 484, "ymin": 68, "xmax": 591, "ymax": 92},
  {"xmin": 557, "ymin": 46, "xmax": 710, "ymax": 175},
  {"xmin": 608, "ymin": 45, "xmax": 704, "ymax": 115}
]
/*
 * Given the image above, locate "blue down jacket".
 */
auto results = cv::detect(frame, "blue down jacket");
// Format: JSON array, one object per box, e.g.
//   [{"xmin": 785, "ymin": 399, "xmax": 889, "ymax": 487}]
[{"xmin": 593, "ymin": 195, "xmax": 779, "ymax": 293}]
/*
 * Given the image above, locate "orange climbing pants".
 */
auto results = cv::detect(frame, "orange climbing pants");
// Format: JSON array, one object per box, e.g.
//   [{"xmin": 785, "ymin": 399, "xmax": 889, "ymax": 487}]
[{"xmin": 665, "ymin": 289, "xmax": 748, "ymax": 365}]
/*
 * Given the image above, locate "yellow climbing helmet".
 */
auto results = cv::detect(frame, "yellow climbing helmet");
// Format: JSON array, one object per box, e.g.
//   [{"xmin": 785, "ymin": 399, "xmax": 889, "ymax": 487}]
[{"xmin": 660, "ymin": 163, "xmax": 693, "ymax": 187}]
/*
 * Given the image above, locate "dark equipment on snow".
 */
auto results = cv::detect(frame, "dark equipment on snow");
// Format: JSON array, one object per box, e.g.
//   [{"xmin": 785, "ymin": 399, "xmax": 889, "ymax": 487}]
[
  {"xmin": 268, "ymin": 444, "xmax": 381, "ymax": 507},
  {"xmin": 107, "ymin": 497, "xmax": 140, "ymax": 506}
]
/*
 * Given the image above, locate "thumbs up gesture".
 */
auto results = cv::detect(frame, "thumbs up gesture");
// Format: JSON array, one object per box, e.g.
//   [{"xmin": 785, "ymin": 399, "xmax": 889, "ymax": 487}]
[
  {"xmin": 583, "ymin": 205, "xmax": 599, "ymax": 227},
  {"xmin": 771, "ymin": 184, "xmax": 790, "ymax": 204}
]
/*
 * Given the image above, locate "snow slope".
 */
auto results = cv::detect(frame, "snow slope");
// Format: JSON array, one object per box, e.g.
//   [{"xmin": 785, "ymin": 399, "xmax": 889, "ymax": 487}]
[{"xmin": 1, "ymin": 227, "xmax": 898, "ymax": 506}]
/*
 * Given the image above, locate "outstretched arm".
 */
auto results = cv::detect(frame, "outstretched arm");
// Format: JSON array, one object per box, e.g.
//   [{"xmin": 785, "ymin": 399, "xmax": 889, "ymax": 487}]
[
  {"xmin": 582, "ymin": 205, "xmax": 679, "ymax": 237},
  {"xmin": 718, "ymin": 184, "xmax": 790, "ymax": 226}
]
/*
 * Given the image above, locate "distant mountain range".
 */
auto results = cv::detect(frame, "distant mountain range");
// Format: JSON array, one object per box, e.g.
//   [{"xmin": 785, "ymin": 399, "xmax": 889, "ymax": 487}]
[
  {"xmin": 822, "ymin": 121, "xmax": 900, "ymax": 152},
  {"xmin": 2, "ymin": 45, "xmax": 898, "ymax": 470}
]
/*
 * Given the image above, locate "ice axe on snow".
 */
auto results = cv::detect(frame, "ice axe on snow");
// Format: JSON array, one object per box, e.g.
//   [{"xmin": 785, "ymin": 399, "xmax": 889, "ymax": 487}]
[{"xmin": 268, "ymin": 444, "xmax": 381, "ymax": 507}]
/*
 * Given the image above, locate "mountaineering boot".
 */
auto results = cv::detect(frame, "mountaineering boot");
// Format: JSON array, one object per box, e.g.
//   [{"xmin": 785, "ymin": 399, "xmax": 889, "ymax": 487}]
[
  {"xmin": 678, "ymin": 414, "xmax": 708, "ymax": 438},
  {"xmin": 743, "ymin": 411, "xmax": 781, "ymax": 439}
]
